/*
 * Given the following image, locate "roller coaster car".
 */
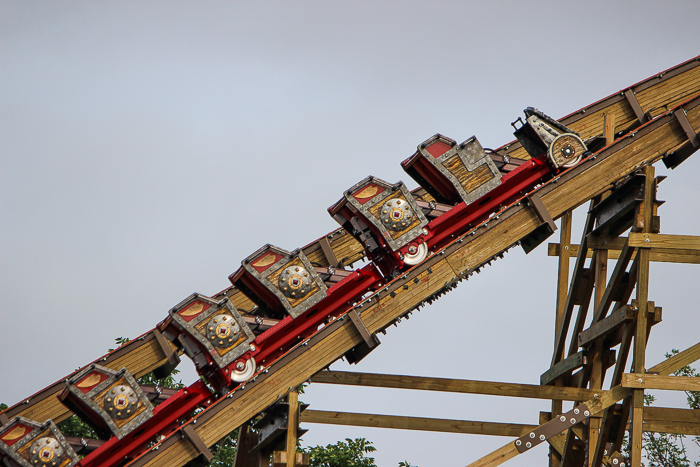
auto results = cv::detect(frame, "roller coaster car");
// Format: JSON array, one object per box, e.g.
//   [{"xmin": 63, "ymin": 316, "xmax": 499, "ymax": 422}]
[
  {"xmin": 401, "ymin": 134, "xmax": 503, "ymax": 206},
  {"xmin": 328, "ymin": 176, "xmax": 429, "ymax": 274},
  {"xmin": 0, "ymin": 417, "xmax": 78, "ymax": 467},
  {"xmin": 161, "ymin": 293, "xmax": 256, "ymax": 387},
  {"xmin": 513, "ymin": 107, "xmax": 588, "ymax": 168},
  {"xmin": 59, "ymin": 365, "xmax": 154, "ymax": 440},
  {"xmin": 229, "ymin": 244, "xmax": 328, "ymax": 319}
]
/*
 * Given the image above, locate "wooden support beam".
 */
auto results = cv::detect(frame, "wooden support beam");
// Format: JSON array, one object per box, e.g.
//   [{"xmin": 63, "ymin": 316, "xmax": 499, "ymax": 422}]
[
  {"xmin": 589, "ymin": 242, "xmax": 608, "ymax": 467},
  {"xmin": 628, "ymin": 233, "xmax": 700, "ymax": 250},
  {"xmin": 541, "ymin": 351, "xmax": 586, "ymax": 386},
  {"xmin": 548, "ymin": 242, "xmax": 700, "ymax": 264},
  {"xmin": 233, "ymin": 423, "xmax": 261, "ymax": 467},
  {"xmin": 567, "ymin": 258, "xmax": 596, "ymax": 358},
  {"xmin": 604, "ymin": 113, "xmax": 616, "ymax": 146},
  {"xmin": 644, "ymin": 407, "xmax": 700, "ymax": 435},
  {"xmin": 285, "ymin": 390, "xmax": 299, "ymax": 467},
  {"xmin": 301, "ymin": 410, "xmax": 536, "ymax": 437},
  {"xmin": 551, "ymin": 210, "xmax": 571, "ymax": 467},
  {"xmin": 622, "ymin": 373, "xmax": 700, "ymax": 392},
  {"xmin": 552, "ymin": 205, "xmax": 597, "ymax": 367},
  {"xmin": 592, "ymin": 239, "xmax": 634, "ymax": 323},
  {"xmin": 578, "ymin": 305, "xmax": 635, "ymax": 348},
  {"xmin": 466, "ymin": 385, "xmax": 631, "ymax": 467},
  {"xmin": 310, "ymin": 370, "xmax": 598, "ymax": 401},
  {"xmin": 466, "ymin": 443, "xmax": 519, "ymax": 467},
  {"xmin": 555, "ymin": 212, "xmax": 573, "ymax": 339},
  {"xmin": 648, "ymin": 341, "xmax": 700, "ymax": 375},
  {"xmin": 630, "ymin": 165, "xmax": 655, "ymax": 467},
  {"xmin": 273, "ymin": 452, "xmax": 309, "ymax": 467}
]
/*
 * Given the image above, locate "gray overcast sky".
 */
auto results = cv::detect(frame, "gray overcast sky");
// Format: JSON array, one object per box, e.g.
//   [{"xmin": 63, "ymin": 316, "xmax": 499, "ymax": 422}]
[{"xmin": 2, "ymin": 2, "xmax": 700, "ymax": 466}]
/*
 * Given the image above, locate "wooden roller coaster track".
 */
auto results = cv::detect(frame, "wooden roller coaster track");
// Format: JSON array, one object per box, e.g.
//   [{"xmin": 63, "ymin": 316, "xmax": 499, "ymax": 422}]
[{"xmin": 2, "ymin": 55, "xmax": 700, "ymax": 467}]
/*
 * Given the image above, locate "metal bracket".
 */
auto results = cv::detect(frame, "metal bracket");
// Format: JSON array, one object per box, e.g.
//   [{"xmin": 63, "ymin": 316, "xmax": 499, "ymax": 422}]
[
  {"xmin": 624, "ymin": 90, "xmax": 649, "ymax": 124},
  {"xmin": 344, "ymin": 310, "xmax": 381, "ymax": 364},
  {"xmin": 529, "ymin": 193, "xmax": 557, "ymax": 233},
  {"xmin": 520, "ymin": 193, "xmax": 557, "ymax": 254},
  {"xmin": 319, "ymin": 237, "xmax": 340, "ymax": 268},
  {"xmin": 674, "ymin": 109, "xmax": 700, "ymax": 147},
  {"xmin": 591, "ymin": 174, "xmax": 647, "ymax": 237},
  {"xmin": 515, "ymin": 404, "xmax": 591, "ymax": 453},
  {"xmin": 181, "ymin": 424, "xmax": 213, "ymax": 463},
  {"xmin": 153, "ymin": 329, "xmax": 181, "ymax": 379}
]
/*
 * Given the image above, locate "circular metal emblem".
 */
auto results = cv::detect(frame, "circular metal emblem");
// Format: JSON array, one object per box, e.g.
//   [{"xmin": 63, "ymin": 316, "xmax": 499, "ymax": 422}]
[
  {"xmin": 104, "ymin": 385, "xmax": 139, "ymax": 420},
  {"xmin": 380, "ymin": 198, "xmax": 413, "ymax": 231},
  {"xmin": 278, "ymin": 266, "xmax": 312, "ymax": 299},
  {"xmin": 206, "ymin": 314, "xmax": 240, "ymax": 348},
  {"xmin": 29, "ymin": 437, "xmax": 65, "ymax": 466},
  {"xmin": 548, "ymin": 133, "xmax": 587, "ymax": 168}
]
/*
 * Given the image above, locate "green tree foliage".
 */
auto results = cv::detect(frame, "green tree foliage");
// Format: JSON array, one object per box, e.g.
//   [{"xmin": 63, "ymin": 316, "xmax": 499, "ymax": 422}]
[
  {"xmin": 307, "ymin": 438, "xmax": 377, "ymax": 467},
  {"xmin": 208, "ymin": 431, "xmax": 238, "ymax": 467},
  {"xmin": 57, "ymin": 337, "xmax": 239, "ymax": 465}
]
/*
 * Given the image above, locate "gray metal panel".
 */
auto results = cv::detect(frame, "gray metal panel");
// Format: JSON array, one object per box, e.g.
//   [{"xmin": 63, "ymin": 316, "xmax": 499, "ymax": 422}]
[
  {"xmin": 427, "ymin": 136, "xmax": 503, "ymax": 205},
  {"xmin": 343, "ymin": 176, "xmax": 428, "ymax": 251},
  {"xmin": 65, "ymin": 365, "xmax": 154, "ymax": 440},
  {"xmin": 169, "ymin": 294, "xmax": 255, "ymax": 369},
  {"xmin": 0, "ymin": 417, "xmax": 79, "ymax": 467},
  {"xmin": 242, "ymin": 245, "xmax": 328, "ymax": 319}
]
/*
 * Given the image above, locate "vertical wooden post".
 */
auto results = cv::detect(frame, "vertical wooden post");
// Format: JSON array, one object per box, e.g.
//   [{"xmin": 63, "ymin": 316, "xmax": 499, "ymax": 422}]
[
  {"xmin": 604, "ymin": 113, "xmax": 616, "ymax": 146},
  {"xmin": 588, "ymin": 247, "xmax": 608, "ymax": 466},
  {"xmin": 286, "ymin": 389, "xmax": 299, "ymax": 467},
  {"xmin": 233, "ymin": 422, "xmax": 262, "ymax": 467},
  {"xmin": 630, "ymin": 165, "xmax": 654, "ymax": 467},
  {"xmin": 555, "ymin": 211, "xmax": 573, "ymax": 343},
  {"xmin": 551, "ymin": 211, "xmax": 572, "ymax": 467}
]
